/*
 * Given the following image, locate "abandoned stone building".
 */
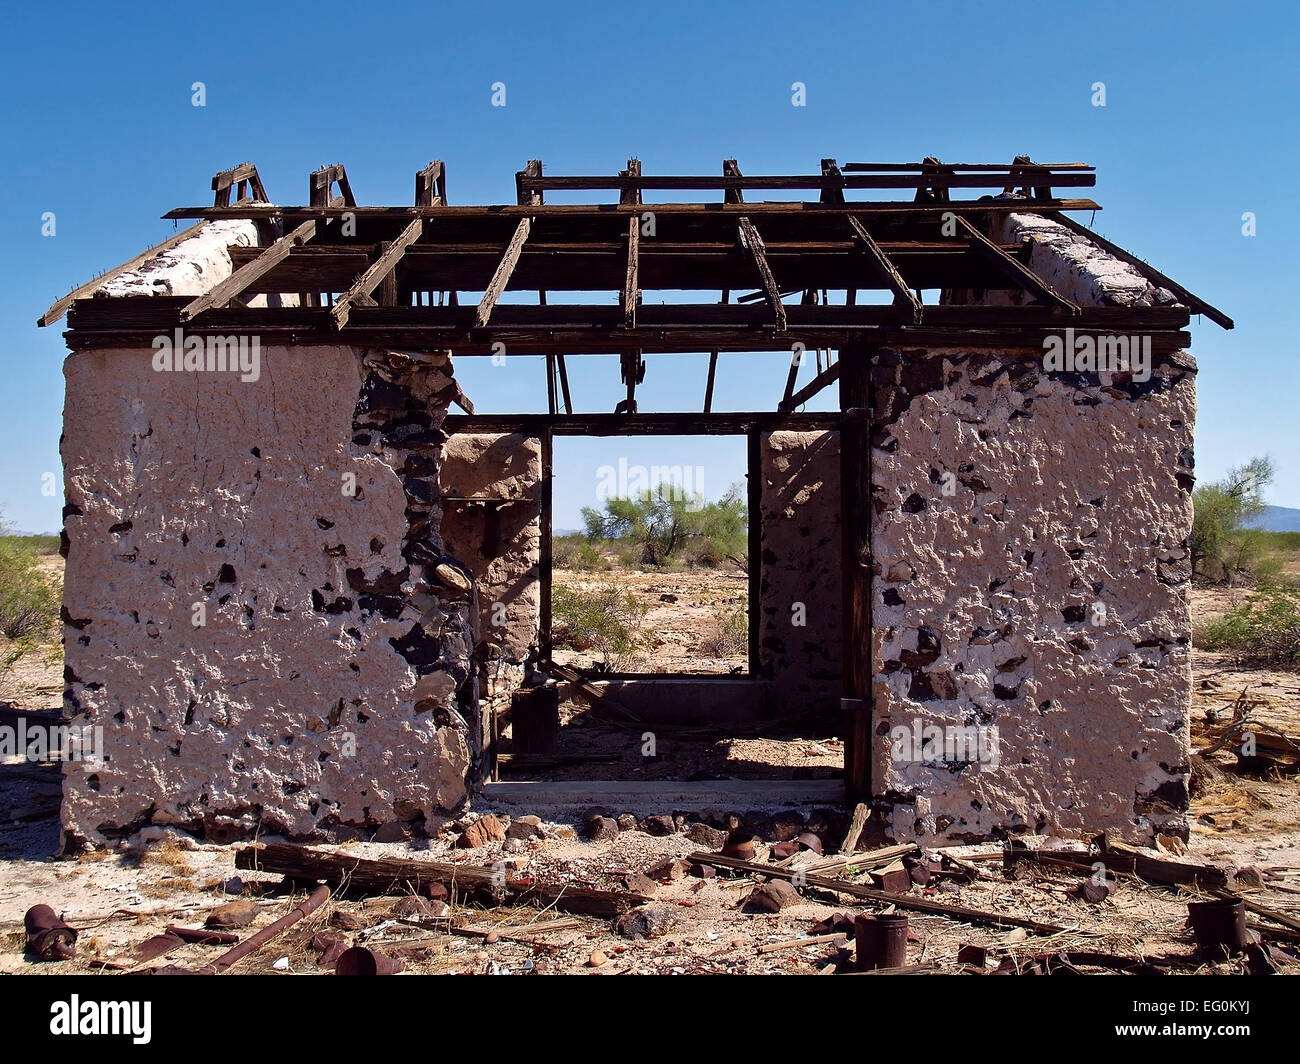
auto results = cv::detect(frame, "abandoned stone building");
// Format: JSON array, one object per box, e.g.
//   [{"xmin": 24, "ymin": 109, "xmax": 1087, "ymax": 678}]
[{"xmin": 40, "ymin": 158, "xmax": 1231, "ymax": 850}]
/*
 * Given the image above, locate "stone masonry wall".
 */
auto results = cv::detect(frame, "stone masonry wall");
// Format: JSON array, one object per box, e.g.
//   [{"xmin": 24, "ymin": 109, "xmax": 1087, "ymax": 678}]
[
  {"xmin": 60, "ymin": 342, "xmax": 480, "ymax": 847},
  {"xmin": 759, "ymin": 431, "xmax": 842, "ymax": 722}
]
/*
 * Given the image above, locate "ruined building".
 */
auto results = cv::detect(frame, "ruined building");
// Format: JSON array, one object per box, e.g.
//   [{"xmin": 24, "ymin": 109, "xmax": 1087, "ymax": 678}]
[{"xmin": 40, "ymin": 158, "xmax": 1230, "ymax": 848}]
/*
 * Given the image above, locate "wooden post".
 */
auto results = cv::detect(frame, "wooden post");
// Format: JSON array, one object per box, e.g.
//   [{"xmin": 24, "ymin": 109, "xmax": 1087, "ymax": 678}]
[
  {"xmin": 747, "ymin": 425, "xmax": 762, "ymax": 678},
  {"xmin": 839, "ymin": 340, "xmax": 874, "ymax": 804},
  {"xmin": 539, "ymin": 428, "xmax": 553, "ymax": 666}
]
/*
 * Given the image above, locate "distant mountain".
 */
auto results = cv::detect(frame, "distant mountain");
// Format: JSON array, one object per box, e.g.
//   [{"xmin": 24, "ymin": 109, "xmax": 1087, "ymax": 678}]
[{"xmin": 1245, "ymin": 505, "xmax": 1300, "ymax": 532}]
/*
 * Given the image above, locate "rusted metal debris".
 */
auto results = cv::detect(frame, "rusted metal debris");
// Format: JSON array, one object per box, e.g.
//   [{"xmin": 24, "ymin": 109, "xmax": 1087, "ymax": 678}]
[
  {"xmin": 855, "ymin": 913, "xmax": 908, "ymax": 970},
  {"xmin": 24, "ymin": 904, "xmax": 78, "ymax": 961},
  {"xmin": 1188, "ymin": 898, "xmax": 1249, "ymax": 960},
  {"xmin": 153, "ymin": 886, "xmax": 330, "ymax": 975},
  {"xmin": 335, "ymin": 946, "xmax": 404, "ymax": 975}
]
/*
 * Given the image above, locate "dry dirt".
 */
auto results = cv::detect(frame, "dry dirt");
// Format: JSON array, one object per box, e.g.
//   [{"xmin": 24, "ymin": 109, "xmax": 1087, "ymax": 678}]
[{"xmin": 1, "ymin": 564, "xmax": 1297, "ymax": 975}]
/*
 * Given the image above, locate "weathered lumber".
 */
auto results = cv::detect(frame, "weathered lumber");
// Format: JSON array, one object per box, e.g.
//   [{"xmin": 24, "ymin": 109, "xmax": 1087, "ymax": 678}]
[
  {"xmin": 179, "ymin": 219, "xmax": 316, "ymax": 321},
  {"xmin": 689, "ymin": 851, "xmax": 1066, "ymax": 934},
  {"xmin": 623, "ymin": 215, "xmax": 639, "ymax": 328},
  {"xmin": 737, "ymin": 216, "xmax": 786, "ymax": 331},
  {"xmin": 332, "ymin": 217, "xmax": 423, "ymax": 329},
  {"xmin": 476, "ymin": 216, "xmax": 533, "ymax": 328},
  {"xmin": 38, "ymin": 221, "xmax": 210, "ymax": 326},
  {"xmin": 235, "ymin": 844, "xmax": 649, "ymax": 917},
  {"xmin": 956, "ymin": 215, "xmax": 1077, "ymax": 314},
  {"xmin": 1004, "ymin": 845, "xmax": 1228, "ymax": 889},
  {"xmin": 846, "ymin": 216, "xmax": 921, "ymax": 320}
]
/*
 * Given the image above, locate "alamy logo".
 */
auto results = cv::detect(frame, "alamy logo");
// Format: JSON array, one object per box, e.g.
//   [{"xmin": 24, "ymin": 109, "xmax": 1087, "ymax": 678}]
[
  {"xmin": 1042, "ymin": 328, "xmax": 1151, "ymax": 382},
  {"xmin": 152, "ymin": 328, "xmax": 261, "ymax": 382},
  {"xmin": 50, "ymin": 996, "xmax": 151, "ymax": 1044},
  {"xmin": 890, "ymin": 719, "xmax": 1000, "ymax": 773},
  {"xmin": 595, "ymin": 458, "xmax": 705, "ymax": 508},
  {"xmin": 0, "ymin": 720, "xmax": 102, "ymax": 765}
]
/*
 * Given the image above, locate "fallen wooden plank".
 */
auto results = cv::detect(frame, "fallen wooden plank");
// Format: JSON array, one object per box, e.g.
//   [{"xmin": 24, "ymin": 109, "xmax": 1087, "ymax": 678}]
[
  {"xmin": 689, "ymin": 851, "xmax": 1067, "ymax": 934},
  {"xmin": 236, "ymin": 843, "xmax": 648, "ymax": 918},
  {"xmin": 452, "ymin": 917, "xmax": 582, "ymax": 944},
  {"xmin": 1005, "ymin": 845, "xmax": 1228, "ymax": 889},
  {"xmin": 756, "ymin": 932, "xmax": 847, "ymax": 954}
]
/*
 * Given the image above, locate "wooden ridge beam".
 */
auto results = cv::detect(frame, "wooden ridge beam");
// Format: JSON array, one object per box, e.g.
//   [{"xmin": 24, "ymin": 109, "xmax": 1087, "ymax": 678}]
[
  {"xmin": 956, "ymin": 215, "xmax": 1078, "ymax": 314},
  {"xmin": 331, "ymin": 217, "xmax": 423, "ymax": 329},
  {"xmin": 179, "ymin": 219, "xmax": 316, "ymax": 322},
  {"xmin": 38, "ymin": 221, "xmax": 210, "ymax": 327},
  {"xmin": 310, "ymin": 164, "xmax": 355, "ymax": 208},
  {"xmin": 738, "ymin": 216, "xmax": 786, "ymax": 331},
  {"xmin": 516, "ymin": 171, "xmax": 1097, "ymax": 192},
  {"xmin": 847, "ymin": 216, "xmax": 923, "ymax": 322},
  {"xmin": 164, "ymin": 198, "xmax": 1105, "ymax": 221}
]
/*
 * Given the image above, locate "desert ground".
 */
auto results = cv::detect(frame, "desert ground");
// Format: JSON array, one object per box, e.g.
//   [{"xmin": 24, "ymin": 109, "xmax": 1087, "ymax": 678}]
[{"xmin": 1, "ymin": 554, "xmax": 1297, "ymax": 975}]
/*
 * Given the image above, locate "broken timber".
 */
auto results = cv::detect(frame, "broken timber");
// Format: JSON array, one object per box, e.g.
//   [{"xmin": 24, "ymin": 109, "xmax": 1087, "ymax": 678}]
[
  {"xmin": 689, "ymin": 851, "xmax": 1066, "ymax": 934},
  {"xmin": 235, "ymin": 843, "xmax": 650, "ymax": 917}
]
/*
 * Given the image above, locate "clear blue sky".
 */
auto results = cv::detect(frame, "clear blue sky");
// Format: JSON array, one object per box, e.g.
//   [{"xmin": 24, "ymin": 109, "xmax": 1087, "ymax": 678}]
[{"xmin": 2, "ymin": 0, "xmax": 1295, "ymax": 533}]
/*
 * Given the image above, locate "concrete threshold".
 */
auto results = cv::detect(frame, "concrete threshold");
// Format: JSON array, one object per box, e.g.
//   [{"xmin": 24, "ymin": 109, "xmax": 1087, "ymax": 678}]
[{"xmin": 478, "ymin": 779, "xmax": 844, "ymax": 816}]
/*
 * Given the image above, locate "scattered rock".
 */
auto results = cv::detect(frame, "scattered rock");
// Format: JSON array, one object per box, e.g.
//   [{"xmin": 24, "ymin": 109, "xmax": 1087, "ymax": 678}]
[
  {"xmin": 507, "ymin": 815, "xmax": 544, "ymax": 840},
  {"xmin": 206, "ymin": 899, "xmax": 259, "ymax": 929},
  {"xmin": 588, "ymin": 950, "xmax": 609, "ymax": 967},
  {"xmin": 616, "ymin": 814, "xmax": 638, "ymax": 832},
  {"xmin": 747, "ymin": 880, "xmax": 801, "ymax": 912},
  {"xmin": 373, "ymin": 821, "xmax": 411, "ymax": 843},
  {"xmin": 331, "ymin": 911, "xmax": 369, "ymax": 931},
  {"xmin": 422, "ymin": 882, "xmax": 449, "ymax": 903},
  {"xmin": 620, "ymin": 872, "xmax": 659, "ymax": 895},
  {"xmin": 585, "ymin": 815, "xmax": 620, "ymax": 842},
  {"xmin": 640, "ymin": 814, "xmax": 677, "ymax": 837},
  {"xmin": 615, "ymin": 905, "xmax": 675, "ymax": 940},
  {"xmin": 457, "ymin": 814, "xmax": 506, "ymax": 848},
  {"xmin": 1156, "ymin": 833, "xmax": 1188, "ymax": 856},
  {"xmin": 770, "ymin": 811, "xmax": 805, "ymax": 842},
  {"xmin": 1078, "ymin": 880, "xmax": 1110, "ymax": 903},
  {"xmin": 685, "ymin": 822, "xmax": 728, "ymax": 849},
  {"xmin": 1232, "ymin": 866, "xmax": 1266, "ymax": 890},
  {"xmin": 649, "ymin": 857, "xmax": 692, "ymax": 882},
  {"xmin": 391, "ymin": 896, "xmax": 434, "ymax": 920}
]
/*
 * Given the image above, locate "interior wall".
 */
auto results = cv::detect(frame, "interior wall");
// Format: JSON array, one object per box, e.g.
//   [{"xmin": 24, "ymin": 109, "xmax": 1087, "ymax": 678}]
[
  {"xmin": 758, "ymin": 430, "xmax": 843, "ymax": 722},
  {"xmin": 438, "ymin": 433, "xmax": 542, "ymax": 697}
]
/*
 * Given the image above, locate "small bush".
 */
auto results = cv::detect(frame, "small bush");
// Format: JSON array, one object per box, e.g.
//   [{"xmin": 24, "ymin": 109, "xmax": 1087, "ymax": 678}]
[
  {"xmin": 1197, "ymin": 585, "xmax": 1300, "ymax": 669},
  {"xmin": 700, "ymin": 596, "xmax": 748, "ymax": 658},
  {"xmin": 552, "ymin": 582, "xmax": 649, "ymax": 670},
  {"xmin": 0, "ymin": 537, "xmax": 59, "ymax": 640},
  {"xmin": 553, "ymin": 534, "xmax": 606, "ymax": 571}
]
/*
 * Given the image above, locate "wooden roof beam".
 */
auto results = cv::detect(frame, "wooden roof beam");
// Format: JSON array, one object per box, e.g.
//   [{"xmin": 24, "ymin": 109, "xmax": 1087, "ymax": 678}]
[
  {"xmin": 956, "ymin": 215, "xmax": 1078, "ymax": 314},
  {"xmin": 38, "ymin": 221, "xmax": 210, "ymax": 327},
  {"xmin": 621, "ymin": 159, "xmax": 641, "ymax": 327},
  {"xmin": 847, "ymin": 216, "xmax": 923, "ymax": 322},
  {"xmin": 331, "ymin": 218, "xmax": 423, "ymax": 329},
  {"xmin": 737, "ymin": 216, "xmax": 787, "ymax": 331},
  {"xmin": 475, "ymin": 216, "xmax": 533, "ymax": 328},
  {"xmin": 179, "ymin": 219, "xmax": 317, "ymax": 322}
]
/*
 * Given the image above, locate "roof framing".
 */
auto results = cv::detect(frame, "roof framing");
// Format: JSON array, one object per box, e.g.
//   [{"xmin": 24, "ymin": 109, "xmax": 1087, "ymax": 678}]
[{"xmin": 44, "ymin": 157, "xmax": 1233, "ymax": 364}]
